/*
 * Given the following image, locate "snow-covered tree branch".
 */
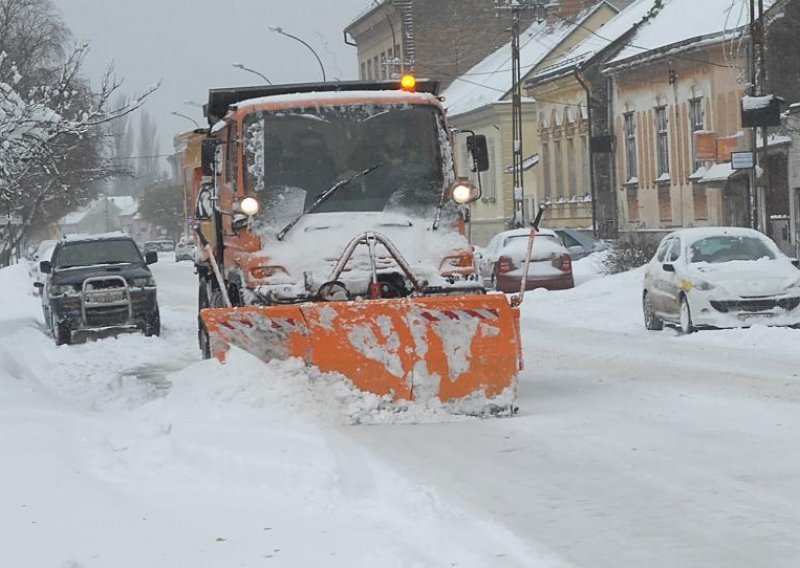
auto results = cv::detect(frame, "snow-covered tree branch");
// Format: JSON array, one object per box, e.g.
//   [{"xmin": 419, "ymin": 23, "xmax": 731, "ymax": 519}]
[{"xmin": 0, "ymin": 0, "xmax": 158, "ymax": 265}]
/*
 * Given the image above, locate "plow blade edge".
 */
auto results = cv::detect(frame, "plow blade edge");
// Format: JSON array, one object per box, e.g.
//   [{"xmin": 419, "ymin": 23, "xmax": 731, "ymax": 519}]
[{"xmin": 200, "ymin": 294, "xmax": 521, "ymax": 413}]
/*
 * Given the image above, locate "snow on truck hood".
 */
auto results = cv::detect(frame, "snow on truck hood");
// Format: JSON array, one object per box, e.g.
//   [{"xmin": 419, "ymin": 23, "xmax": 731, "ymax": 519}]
[{"xmin": 256, "ymin": 211, "xmax": 470, "ymax": 283}]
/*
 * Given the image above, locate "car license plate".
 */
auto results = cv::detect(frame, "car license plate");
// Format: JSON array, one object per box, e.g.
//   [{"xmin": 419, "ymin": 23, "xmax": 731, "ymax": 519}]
[
  {"xmin": 737, "ymin": 312, "xmax": 773, "ymax": 321},
  {"xmin": 89, "ymin": 291, "xmax": 125, "ymax": 303}
]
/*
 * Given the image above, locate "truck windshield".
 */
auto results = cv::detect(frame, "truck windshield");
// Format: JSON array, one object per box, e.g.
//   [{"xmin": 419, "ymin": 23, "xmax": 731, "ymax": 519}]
[
  {"xmin": 54, "ymin": 240, "xmax": 143, "ymax": 268},
  {"xmin": 244, "ymin": 104, "xmax": 447, "ymax": 228}
]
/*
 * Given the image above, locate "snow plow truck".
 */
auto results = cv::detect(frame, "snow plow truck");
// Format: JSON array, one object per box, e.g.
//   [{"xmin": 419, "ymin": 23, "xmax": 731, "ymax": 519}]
[{"xmin": 187, "ymin": 76, "xmax": 524, "ymax": 415}]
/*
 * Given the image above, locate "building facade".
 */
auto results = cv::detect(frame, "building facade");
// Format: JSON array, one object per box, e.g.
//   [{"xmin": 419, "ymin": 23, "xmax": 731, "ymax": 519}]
[{"xmin": 344, "ymin": 0, "xmax": 538, "ymax": 88}]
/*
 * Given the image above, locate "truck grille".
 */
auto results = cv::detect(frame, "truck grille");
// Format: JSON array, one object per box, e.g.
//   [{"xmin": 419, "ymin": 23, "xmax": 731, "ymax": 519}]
[
  {"xmin": 85, "ymin": 306, "xmax": 130, "ymax": 327},
  {"xmin": 711, "ymin": 297, "xmax": 800, "ymax": 313}
]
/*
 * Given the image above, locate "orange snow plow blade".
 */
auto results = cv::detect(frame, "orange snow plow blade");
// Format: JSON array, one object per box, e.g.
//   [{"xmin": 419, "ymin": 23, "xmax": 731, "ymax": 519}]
[{"xmin": 200, "ymin": 294, "xmax": 522, "ymax": 415}]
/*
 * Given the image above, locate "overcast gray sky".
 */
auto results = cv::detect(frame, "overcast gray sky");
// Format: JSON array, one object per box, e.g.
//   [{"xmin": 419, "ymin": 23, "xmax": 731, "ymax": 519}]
[{"xmin": 55, "ymin": 0, "xmax": 372, "ymax": 156}]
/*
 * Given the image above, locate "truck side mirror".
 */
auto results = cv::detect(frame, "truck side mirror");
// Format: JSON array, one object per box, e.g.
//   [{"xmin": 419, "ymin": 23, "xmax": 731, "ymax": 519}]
[
  {"xmin": 466, "ymin": 134, "xmax": 490, "ymax": 172},
  {"xmin": 40, "ymin": 260, "xmax": 51, "ymax": 274},
  {"xmin": 201, "ymin": 139, "xmax": 217, "ymax": 177},
  {"xmin": 145, "ymin": 251, "xmax": 158, "ymax": 265}
]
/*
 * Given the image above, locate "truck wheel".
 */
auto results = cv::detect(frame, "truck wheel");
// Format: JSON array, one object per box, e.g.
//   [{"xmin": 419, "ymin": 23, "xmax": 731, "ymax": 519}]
[
  {"xmin": 198, "ymin": 279, "xmax": 212, "ymax": 358},
  {"xmin": 51, "ymin": 313, "xmax": 72, "ymax": 346},
  {"xmin": 144, "ymin": 309, "xmax": 161, "ymax": 337}
]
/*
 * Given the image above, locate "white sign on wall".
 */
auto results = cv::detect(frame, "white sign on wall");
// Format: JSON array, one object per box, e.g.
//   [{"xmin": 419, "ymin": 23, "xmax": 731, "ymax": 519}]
[{"xmin": 731, "ymin": 151, "xmax": 755, "ymax": 170}]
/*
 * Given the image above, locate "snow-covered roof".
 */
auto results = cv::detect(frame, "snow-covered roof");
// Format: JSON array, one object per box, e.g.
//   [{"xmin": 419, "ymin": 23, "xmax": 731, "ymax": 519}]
[
  {"xmin": 107, "ymin": 196, "xmax": 138, "ymax": 217},
  {"xmin": 756, "ymin": 134, "xmax": 792, "ymax": 149},
  {"xmin": 504, "ymin": 153, "xmax": 541, "ymax": 174},
  {"xmin": 606, "ymin": 0, "xmax": 776, "ymax": 68},
  {"xmin": 58, "ymin": 205, "xmax": 92, "ymax": 226},
  {"xmin": 531, "ymin": 0, "xmax": 654, "ymax": 81},
  {"xmin": 442, "ymin": 5, "xmax": 604, "ymax": 117}
]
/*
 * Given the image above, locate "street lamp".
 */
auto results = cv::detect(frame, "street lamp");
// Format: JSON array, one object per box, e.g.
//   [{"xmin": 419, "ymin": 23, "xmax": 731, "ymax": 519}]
[
  {"xmin": 268, "ymin": 25, "xmax": 327, "ymax": 81},
  {"xmin": 231, "ymin": 62, "xmax": 273, "ymax": 85},
  {"xmin": 171, "ymin": 111, "xmax": 200, "ymax": 129}
]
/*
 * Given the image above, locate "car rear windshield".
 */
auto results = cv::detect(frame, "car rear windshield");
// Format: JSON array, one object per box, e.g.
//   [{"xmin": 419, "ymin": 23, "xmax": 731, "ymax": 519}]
[
  {"xmin": 54, "ymin": 240, "xmax": 143, "ymax": 268},
  {"xmin": 689, "ymin": 235, "xmax": 776, "ymax": 263}
]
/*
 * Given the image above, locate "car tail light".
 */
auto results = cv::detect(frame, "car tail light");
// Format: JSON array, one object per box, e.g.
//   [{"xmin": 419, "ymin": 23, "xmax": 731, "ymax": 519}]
[
  {"xmin": 552, "ymin": 254, "xmax": 572, "ymax": 272},
  {"xmin": 249, "ymin": 266, "xmax": 288, "ymax": 280},
  {"xmin": 440, "ymin": 254, "xmax": 474, "ymax": 269},
  {"xmin": 497, "ymin": 256, "xmax": 516, "ymax": 274}
]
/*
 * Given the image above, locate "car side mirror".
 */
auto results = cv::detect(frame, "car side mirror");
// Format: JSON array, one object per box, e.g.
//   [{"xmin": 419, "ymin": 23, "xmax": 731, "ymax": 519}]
[
  {"xmin": 662, "ymin": 263, "xmax": 675, "ymax": 272},
  {"xmin": 33, "ymin": 281, "xmax": 44, "ymax": 290},
  {"xmin": 145, "ymin": 251, "xmax": 158, "ymax": 265},
  {"xmin": 466, "ymin": 134, "xmax": 490, "ymax": 172},
  {"xmin": 39, "ymin": 260, "xmax": 51, "ymax": 274},
  {"xmin": 790, "ymin": 258, "xmax": 800, "ymax": 268}
]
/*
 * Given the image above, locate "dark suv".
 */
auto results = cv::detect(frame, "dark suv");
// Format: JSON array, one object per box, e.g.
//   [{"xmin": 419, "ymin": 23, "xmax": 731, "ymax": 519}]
[{"xmin": 39, "ymin": 233, "xmax": 161, "ymax": 345}]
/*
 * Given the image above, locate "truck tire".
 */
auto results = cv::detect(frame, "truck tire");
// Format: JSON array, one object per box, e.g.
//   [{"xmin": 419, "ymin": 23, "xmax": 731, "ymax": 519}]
[
  {"xmin": 51, "ymin": 313, "xmax": 72, "ymax": 346},
  {"xmin": 198, "ymin": 278, "xmax": 212, "ymax": 359},
  {"xmin": 144, "ymin": 309, "xmax": 161, "ymax": 337}
]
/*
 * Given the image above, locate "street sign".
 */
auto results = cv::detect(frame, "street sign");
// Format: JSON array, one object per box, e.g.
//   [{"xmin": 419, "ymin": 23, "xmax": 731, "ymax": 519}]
[{"xmin": 731, "ymin": 151, "xmax": 755, "ymax": 170}]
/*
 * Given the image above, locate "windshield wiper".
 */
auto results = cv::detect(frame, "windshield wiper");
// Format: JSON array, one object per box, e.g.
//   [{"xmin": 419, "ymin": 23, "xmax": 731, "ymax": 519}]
[{"xmin": 277, "ymin": 163, "xmax": 383, "ymax": 241}]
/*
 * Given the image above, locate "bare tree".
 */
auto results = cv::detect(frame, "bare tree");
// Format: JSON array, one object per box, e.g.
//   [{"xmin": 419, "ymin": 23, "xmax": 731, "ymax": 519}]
[
  {"xmin": 136, "ymin": 109, "xmax": 160, "ymax": 187},
  {"xmin": 0, "ymin": 43, "xmax": 158, "ymax": 264}
]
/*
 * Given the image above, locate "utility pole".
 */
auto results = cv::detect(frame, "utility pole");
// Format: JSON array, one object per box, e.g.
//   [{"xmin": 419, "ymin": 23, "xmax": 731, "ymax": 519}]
[
  {"xmin": 749, "ymin": 0, "xmax": 769, "ymax": 231},
  {"xmin": 495, "ymin": 0, "xmax": 547, "ymax": 227}
]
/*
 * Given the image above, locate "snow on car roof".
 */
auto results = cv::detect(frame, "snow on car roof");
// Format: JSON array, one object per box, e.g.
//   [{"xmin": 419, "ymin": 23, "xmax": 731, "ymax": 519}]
[
  {"xmin": 497, "ymin": 227, "xmax": 557, "ymax": 238},
  {"xmin": 61, "ymin": 231, "xmax": 132, "ymax": 243},
  {"xmin": 666, "ymin": 227, "xmax": 772, "ymax": 244}
]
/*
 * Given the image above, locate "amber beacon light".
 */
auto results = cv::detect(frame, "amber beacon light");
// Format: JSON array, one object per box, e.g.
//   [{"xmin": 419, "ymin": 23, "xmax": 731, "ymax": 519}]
[{"xmin": 400, "ymin": 74, "xmax": 416, "ymax": 91}]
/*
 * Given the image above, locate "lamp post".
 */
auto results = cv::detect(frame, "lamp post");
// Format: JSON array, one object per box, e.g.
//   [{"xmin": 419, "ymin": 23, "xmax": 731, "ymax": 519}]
[
  {"xmin": 269, "ymin": 25, "xmax": 327, "ymax": 81},
  {"xmin": 232, "ymin": 62, "xmax": 273, "ymax": 84},
  {"xmin": 171, "ymin": 111, "xmax": 200, "ymax": 129}
]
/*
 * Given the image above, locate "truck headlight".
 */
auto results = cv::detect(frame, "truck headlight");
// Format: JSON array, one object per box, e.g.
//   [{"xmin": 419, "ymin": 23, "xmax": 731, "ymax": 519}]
[
  {"xmin": 132, "ymin": 277, "xmax": 156, "ymax": 287},
  {"xmin": 235, "ymin": 196, "xmax": 260, "ymax": 217},
  {"xmin": 449, "ymin": 180, "xmax": 481, "ymax": 204},
  {"xmin": 48, "ymin": 284, "xmax": 72, "ymax": 296}
]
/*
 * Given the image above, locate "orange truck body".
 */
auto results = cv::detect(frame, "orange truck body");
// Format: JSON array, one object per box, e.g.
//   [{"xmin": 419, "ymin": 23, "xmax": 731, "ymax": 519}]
[{"xmin": 185, "ymin": 79, "xmax": 523, "ymax": 415}]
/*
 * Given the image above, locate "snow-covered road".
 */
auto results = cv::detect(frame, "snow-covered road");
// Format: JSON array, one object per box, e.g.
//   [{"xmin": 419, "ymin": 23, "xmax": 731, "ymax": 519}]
[{"xmin": 3, "ymin": 254, "xmax": 800, "ymax": 567}]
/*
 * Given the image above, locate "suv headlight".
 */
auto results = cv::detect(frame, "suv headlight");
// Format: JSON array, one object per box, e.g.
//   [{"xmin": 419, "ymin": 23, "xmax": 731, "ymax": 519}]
[
  {"xmin": 131, "ymin": 277, "xmax": 156, "ymax": 287},
  {"xmin": 48, "ymin": 284, "xmax": 72, "ymax": 296}
]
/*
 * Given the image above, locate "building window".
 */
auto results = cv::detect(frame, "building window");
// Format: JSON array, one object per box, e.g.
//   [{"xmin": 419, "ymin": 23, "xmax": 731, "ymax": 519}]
[
  {"xmin": 395, "ymin": 43, "xmax": 401, "ymax": 70},
  {"xmin": 658, "ymin": 186, "xmax": 672, "ymax": 223},
  {"xmin": 554, "ymin": 140, "xmax": 564, "ymax": 196},
  {"xmin": 581, "ymin": 135, "xmax": 590, "ymax": 196},
  {"xmin": 360, "ymin": 62, "xmax": 366, "ymax": 80},
  {"xmin": 373, "ymin": 56, "xmax": 379, "ymax": 79},
  {"xmin": 627, "ymin": 187, "xmax": 639, "ymax": 222},
  {"xmin": 380, "ymin": 52, "xmax": 387, "ymax": 79},
  {"xmin": 655, "ymin": 106, "xmax": 670, "ymax": 178},
  {"xmin": 567, "ymin": 138, "xmax": 577, "ymax": 196},
  {"xmin": 693, "ymin": 187, "xmax": 708, "ymax": 220},
  {"xmin": 624, "ymin": 112, "xmax": 637, "ymax": 182},
  {"xmin": 367, "ymin": 59, "xmax": 373, "ymax": 79},
  {"xmin": 542, "ymin": 142, "xmax": 552, "ymax": 199},
  {"xmin": 689, "ymin": 98, "xmax": 705, "ymax": 171}
]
